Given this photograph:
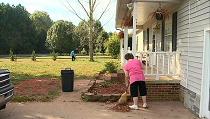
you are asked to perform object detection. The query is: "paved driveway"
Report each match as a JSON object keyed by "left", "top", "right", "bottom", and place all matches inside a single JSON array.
[{"left": 0, "top": 80, "right": 198, "bottom": 119}]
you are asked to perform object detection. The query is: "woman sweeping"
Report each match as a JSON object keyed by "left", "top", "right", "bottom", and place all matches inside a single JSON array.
[{"left": 124, "top": 53, "right": 148, "bottom": 110}]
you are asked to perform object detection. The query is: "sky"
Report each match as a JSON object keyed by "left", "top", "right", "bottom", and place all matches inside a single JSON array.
[{"left": 0, "top": 0, "right": 117, "bottom": 32}]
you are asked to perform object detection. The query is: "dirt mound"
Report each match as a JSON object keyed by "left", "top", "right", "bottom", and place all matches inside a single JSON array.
[{"left": 110, "top": 103, "right": 131, "bottom": 112}]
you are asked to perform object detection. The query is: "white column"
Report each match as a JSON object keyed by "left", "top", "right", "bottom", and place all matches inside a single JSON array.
[
  {"left": 120, "top": 38, "right": 124, "bottom": 66},
  {"left": 132, "top": 2, "right": 137, "bottom": 57},
  {"left": 124, "top": 27, "right": 128, "bottom": 64},
  {"left": 124, "top": 27, "right": 128, "bottom": 53}
]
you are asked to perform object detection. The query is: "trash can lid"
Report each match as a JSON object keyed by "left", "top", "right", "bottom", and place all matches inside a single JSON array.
[{"left": 61, "top": 69, "right": 74, "bottom": 74}]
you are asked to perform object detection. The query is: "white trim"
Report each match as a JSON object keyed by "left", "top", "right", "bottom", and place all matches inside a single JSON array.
[
  {"left": 186, "top": 1, "right": 191, "bottom": 88},
  {"left": 200, "top": 28, "right": 210, "bottom": 118},
  {"left": 120, "top": 39, "right": 124, "bottom": 66},
  {"left": 132, "top": 2, "right": 137, "bottom": 56},
  {"left": 123, "top": 27, "right": 129, "bottom": 65}
]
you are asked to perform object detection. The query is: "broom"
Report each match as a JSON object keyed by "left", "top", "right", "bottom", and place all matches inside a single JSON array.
[
  {"left": 118, "top": 77, "right": 130, "bottom": 104},
  {"left": 118, "top": 91, "right": 128, "bottom": 104}
]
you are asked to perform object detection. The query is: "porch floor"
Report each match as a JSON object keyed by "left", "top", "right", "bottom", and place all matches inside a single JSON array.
[{"left": 145, "top": 75, "right": 180, "bottom": 81}]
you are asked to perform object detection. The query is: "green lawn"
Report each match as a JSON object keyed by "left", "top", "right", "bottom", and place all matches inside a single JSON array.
[{"left": 0, "top": 56, "right": 120, "bottom": 84}]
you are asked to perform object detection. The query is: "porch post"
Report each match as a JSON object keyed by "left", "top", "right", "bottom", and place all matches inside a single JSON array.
[
  {"left": 120, "top": 38, "right": 124, "bottom": 66},
  {"left": 132, "top": 2, "right": 137, "bottom": 57},
  {"left": 124, "top": 27, "right": 128, "bottom": 64}
]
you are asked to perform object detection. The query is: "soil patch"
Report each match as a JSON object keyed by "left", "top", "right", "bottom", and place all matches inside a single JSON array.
[{"left": 13, "top": 78, "right": 60, "bottom": 102}]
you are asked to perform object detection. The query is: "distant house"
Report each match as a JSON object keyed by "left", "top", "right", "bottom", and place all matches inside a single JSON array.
[{"left": 116, "top": 0, "right": 210, "bottom": 118}]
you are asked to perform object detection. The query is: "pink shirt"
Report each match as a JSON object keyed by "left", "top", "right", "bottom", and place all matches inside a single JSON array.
[{"left": 124, "top": 59, "right": 145, "bottom": 84}]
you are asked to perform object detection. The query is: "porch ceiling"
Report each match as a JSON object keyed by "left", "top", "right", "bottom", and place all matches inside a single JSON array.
[
  {"left": 136, "top": 2, "right": 171, "bottom": 25},
  {"left": 115, "top": 0, "right": 132, "bottom": 29},
  {"left": 115, "top": 0, "right": 181, "bottom": 29}
]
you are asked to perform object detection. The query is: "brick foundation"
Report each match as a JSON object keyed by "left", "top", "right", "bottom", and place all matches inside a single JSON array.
[
  {"left": 82, "top": 79, "right": 181, "bottom": 102},
  {"left": 146, "top": 80, "right": 180, "bottom": 101}
]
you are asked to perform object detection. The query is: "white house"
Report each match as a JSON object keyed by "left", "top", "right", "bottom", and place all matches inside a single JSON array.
[{"left": 116, "top": 0, "right": 210, "bottom": 118}]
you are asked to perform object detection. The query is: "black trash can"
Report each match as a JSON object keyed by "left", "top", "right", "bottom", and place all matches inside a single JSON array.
[{"left": 61, "top": 69, "right": 74, "bottom": 92}]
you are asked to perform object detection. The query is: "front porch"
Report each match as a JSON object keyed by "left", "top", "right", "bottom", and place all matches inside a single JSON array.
[
  {"left": 116, "top": 0, "right": 208, "bottom": 117},
  {"left": 117, "top": 0, "right": 181, "bottom": 81}
]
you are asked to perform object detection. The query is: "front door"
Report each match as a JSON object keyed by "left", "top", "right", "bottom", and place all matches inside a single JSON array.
[{"left": 200, "top": 29, "right": 210, "bottom": 118}]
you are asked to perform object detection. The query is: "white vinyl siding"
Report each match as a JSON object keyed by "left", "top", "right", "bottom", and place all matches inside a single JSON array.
[{"left": 177, "top": 0, "right": 210, "bottom": 95}]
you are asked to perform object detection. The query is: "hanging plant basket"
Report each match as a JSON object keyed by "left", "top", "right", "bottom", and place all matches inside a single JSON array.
[
  {"left": 155, "top": 11, "right": 164, "bottom": 20},
  {"left": 124, "top": 17, "right": 133, "bottom": 27},
  {"left": 118, "top": 31, "right": 124, "bottom": 39},
  {"left": 148, "top": 3, "right": 170, "bottom": 21}
]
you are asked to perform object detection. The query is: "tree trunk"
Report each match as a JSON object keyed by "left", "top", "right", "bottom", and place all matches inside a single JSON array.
[
  {"left": 89, "top": 0, "right": 94, "bottom": 62},
  {"left": 89, "top": 25, "right": 94, "bottom": 61}
]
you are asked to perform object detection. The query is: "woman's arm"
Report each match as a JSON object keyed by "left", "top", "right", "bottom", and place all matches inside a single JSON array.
[
  {"left": 139, "top": 60, "right": 145, "bottom": 70},
  {"left": 124, "top": 70, "right": 130, "bottom": 92}
]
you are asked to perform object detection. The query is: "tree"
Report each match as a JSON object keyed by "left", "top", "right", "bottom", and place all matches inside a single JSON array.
[
  {"left": 95, "top": 30, "right": 109, "bottom": 53},
  {"left": 46, "top": 20, "right": 79, "bottom": 53},
  {"left": 0, "top": 3, "right": 36, "bottom": 54},
  {"left": 106, "top": 33, "right": 120, "bottom": 59},
  {"left": 75, "top": 20, "right": 105, "bottom": 53},
  {"left": 75, "top": 21, "right": 89, "bottom": 53},
  {"left": 30, "top": 11, "right": 53, "bottom": 53},
  {"left": 64, "top": 0, "right": 111, "bottom": 61}
]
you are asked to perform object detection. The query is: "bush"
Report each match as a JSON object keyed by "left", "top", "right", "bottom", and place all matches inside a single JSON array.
[
  {"left": 102, "top": 61, "right": 119, "bottom": 73},
  {"left": 51, "top": 51, "right": 58, "bottom": 61},
  {"left": 31, "top": 50, "right": 36, "bottom": 61},
  {"left": 9, "top": 49, "right": 16, "bottom": 61},
  {"left": 81, "top": 48, "right": 87, "bottom": 55},
  {"left": 106, "top": 34, "right": 120, "bottom": 59}
]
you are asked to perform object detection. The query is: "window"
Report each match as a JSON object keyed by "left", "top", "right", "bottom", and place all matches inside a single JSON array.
[
  {"left": 152, "top": 35, "right": 155, "bottom": 52},
  {"left": 137, "top": 36, "right": 139, "bottom": 51},
  {"left": 172, "top": 12, "right": 177, "bottom": 51},
  {"left": 128, "top": 37, "right": 132, "bottom": 50},
  {"left": 161, "top": 20, "right": 165, "bottom": 51},
  {"left": 147, "top": 28, "right": 149, "bottom": 50},
  {"left": 143, "top": 31, "right": 146, "bottom": 51}
]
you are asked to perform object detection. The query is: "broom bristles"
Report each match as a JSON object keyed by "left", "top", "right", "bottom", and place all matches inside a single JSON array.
[{"left": 118, "top": 92, "right": 128, "bottom": 104}]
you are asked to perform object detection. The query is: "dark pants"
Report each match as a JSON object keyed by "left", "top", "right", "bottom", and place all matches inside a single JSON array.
[
  {"left": 72, "top": 56, "right": 76, "bottom": 61},
  {"left": 130, "top": 81, "right": 147, "bottom": 97}
]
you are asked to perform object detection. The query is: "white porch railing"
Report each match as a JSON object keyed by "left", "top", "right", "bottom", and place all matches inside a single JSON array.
[{"left": 136, "top": 52, "right": 180, "bottom": 80}]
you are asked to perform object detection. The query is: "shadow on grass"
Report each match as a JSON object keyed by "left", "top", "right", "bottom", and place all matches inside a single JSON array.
[
  {"left": 11, "top": 72, "right": 59, "bottom": 85},
  {"left": 11, "top": 72, "right": 96, "bottom": 85},
  {"left": 12, "top": 89, "right": 61, "bottom": 102}
]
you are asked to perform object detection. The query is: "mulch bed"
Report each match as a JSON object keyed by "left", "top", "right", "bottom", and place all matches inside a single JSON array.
[
  {"left": 88, "top": 79, "right": 127, "bottom": 95},
  {"left": 89, "top": 83, "right": 126, "bottom": 94},
  {"left": 13, "top": 78, "right": 60, "bottom": 102}
]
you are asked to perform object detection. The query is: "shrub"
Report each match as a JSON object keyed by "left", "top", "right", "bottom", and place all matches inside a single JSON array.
[
  {"left": 102, "top": 61, "right": 119, "bottom": 73},
  {"left": 106, "top": 34, "right": 120, "bottom": 59},
  {"left": 9, "top": 49, "right": 16, "bottom": 61},
  {"left": 51, "top": 50, "right": 58, "bottom": 61},
  {"left": 81, "top": 48, "right": 87, "bottom": 55},
  {"left": 31, "top": 50, "right": 36, "bottom": 61}
]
